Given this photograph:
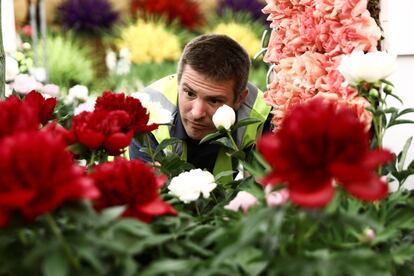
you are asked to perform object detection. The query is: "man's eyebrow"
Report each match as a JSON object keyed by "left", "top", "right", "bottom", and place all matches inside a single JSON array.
[
  {"left": 182, "top": 83, "right": 197, "bottom": 93},
  {"left": 205, "top": 95, "right": 226, "bottom": 102}
]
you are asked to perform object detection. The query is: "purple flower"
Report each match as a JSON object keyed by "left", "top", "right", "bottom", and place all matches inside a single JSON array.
[
  {"left": 216, "top": 0, "right": 266, "bottom": 22},
  {"left": 58, "top": 0, "right": 119, "bottom": 36}
]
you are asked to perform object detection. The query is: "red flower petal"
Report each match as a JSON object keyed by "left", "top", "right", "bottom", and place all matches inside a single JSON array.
[
  {"left": 363, "top": 149, "right": 394, "bottom": 169},
  {"left": 0, "top": 213, "right": 9, "bottom": 228},
  {"left": 257, "top": 133, "right": 281, "bottom": 167},
  {"left": 258, "top": 173, "right": 284, "bottom": 187},
  {"left": 289, "top": 179, "right": 335, "bottom": 208},
  {"left": 105, "top": 130, "right": 134, "bottom": 156},
  {"left": 78, "top": 130, "right": 105, "bottom": 149},
  {"left": 342, "top": 176, "right": 389, "bottom": 201},
  {"left": 136, "top": 198, "right": 177, "bottom": 222},
  {"left": 156, "top": 174, "right": 168, "bottom": 189},
  {"left": 40, "top": 97, "right": 57, "bottom": 124},
  {"left": 0, "top": 190, "right": 35, "bottom": 208}
]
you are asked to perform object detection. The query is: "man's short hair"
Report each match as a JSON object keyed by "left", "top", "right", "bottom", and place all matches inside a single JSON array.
[{"left": 177, "top": 34, "right": 251, "bottom": 100}]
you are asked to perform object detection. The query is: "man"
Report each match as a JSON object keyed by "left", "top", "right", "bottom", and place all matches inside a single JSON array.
[{"left": 129, "top": 34, "right": 271, "bottom": 181}]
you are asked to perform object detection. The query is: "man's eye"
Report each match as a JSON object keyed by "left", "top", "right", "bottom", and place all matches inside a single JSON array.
[{"left": 184, "top": 90, "right": 195, "bottom": 97}]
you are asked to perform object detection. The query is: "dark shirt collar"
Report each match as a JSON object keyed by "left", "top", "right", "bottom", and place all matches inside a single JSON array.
[{"left": 171, "top": 109, "right": 189, "bottom": 141}]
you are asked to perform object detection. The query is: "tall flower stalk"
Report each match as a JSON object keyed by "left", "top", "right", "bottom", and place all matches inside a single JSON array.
[{"left": 338, "top": 51, "right": 399, "bottom": 149}]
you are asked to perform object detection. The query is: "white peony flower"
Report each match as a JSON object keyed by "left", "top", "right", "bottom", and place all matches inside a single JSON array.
[
  {"left": 41, "top": 84, "right": 60, "bottom": 97},
  {"left": 65, "top": 85, "right": 89, "bottom": 105},
  {"left": 119, "top": 47, "right": 131, "bottom": 60},
  {"left": 5, "top": 84, "right": 12, "bottom": 97},
  {"left": 74, "top": 97, "right": 96, "bottom": 115},
  {"left": 131, "top": 92, "right": 173, "bottom": 124},
  {"left": 212, "top": 104, "right": 236, "bottom": 130},
  {"left": 338, "top": 51, "right": 397, "bottom": 85},
  {"left": 30, "top": 67, "right": 47, "bottom": 82},
  {"left": 224, "top": 191, "right": 258, "bottom": 213},
  {"left": 105, "top": 50, "right": 117, "bottom": 71},
  {"left": 5, "top": 56, "right": 19, "bottom": 82},
  {"left": 11, "top": 74, "right": 43, "bottom": 94},
  {"left": 168, "top": 169, "right": 217, "bottom": 203}
]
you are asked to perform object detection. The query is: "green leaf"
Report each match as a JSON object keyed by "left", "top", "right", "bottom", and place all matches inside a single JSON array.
[
  {"left": 140, "top": 259, "right": 196, "bottom": 276},
  {"left": 387, "top": 92, "right": 403, "bottom": 104},
  {"left": 153, "top": 137, "right": 182, "bottom": 158},
  {"left": 211, "top": 137, "right": 235, "bottom": 151},
  {"left": 397, "top": 108, "right": 414, "bottom": 117},
  {"left": 199, "top": 131, "right": 223, "bottom": 144},
  {"left": 233, "top": 117, "right": 262, "bottom": 130},
  {"left": 110, "top": 218, "right": 153, "bottom": 237},
  {"left": 67, "top": 143, "right": 87, "bottom": 155},
  {"left": 380, "top": 79, "right": 394, "bottom": 86},
  {"left": 76, "top": 245, "right": 106, "bottom": 274},
  {"left": 98, "top": 205, "right": 126, "bottom": 225},
  {"left": 231, "top": 150, "right": 246, "bottom": 160},
  {"left": 41, "top": 251, "right": 69, "bottom": 276},
  {"left": 182, "top": 240, "right": 212, "bottom": 257},
  {"left": 253, "top": 47, "right": 268, "bottom": 60},
  {"left": 398, "top": 137, "right": 413, "bottom": 171},
  {"left": 391, "top": 244, "right": 414, "bottom": 265},
  {"left": 159, "top": 154, "right": 194, "bottom": 177},
  {"left": 388, "top": 119, "right": 414, "bottom": 128},
  {"left": 215, "top": 170, "right": 235, "bottom": 184},
  {"left": 233, "top": 247, "right": 267, "bottom": 276},
  {"left": 383, "top": 107, "right": 398, "bottom": 114}
]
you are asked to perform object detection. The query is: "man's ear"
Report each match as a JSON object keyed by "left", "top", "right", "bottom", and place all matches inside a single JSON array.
[{"left": 234, "top": 89, "right": 248, "bottom": 110}]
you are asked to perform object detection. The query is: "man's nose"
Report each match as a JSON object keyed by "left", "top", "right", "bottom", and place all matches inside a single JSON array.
[{"left": 191, "top": 99, "right": 207, "bottom": 120}]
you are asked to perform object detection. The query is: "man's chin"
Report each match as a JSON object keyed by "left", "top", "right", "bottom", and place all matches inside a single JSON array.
[
  {"left": 186, "top": 128, "right": 215, "bottom": 141},
  {"left": 187, "top": 132, "right": 209, "bottom": 141}
]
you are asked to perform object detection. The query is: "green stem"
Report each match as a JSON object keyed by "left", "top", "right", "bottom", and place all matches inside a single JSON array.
[
  {"left": 195, "top": 202, "right": 201, "bottom": 217},
  {"left": 87, "top": 150, "right": 96, "bottom": 168},
  {"left": 211, "top": 192, "right": 218, "bottom": 205},
  {"left": 44, "top": 214, "right": 80, "bottom": 269},
  {"left": 226, "top": 131, "right": 239, "bottom": 152},
  {"left": 145, "top": 134, "right": 156, "bottom": 163}
]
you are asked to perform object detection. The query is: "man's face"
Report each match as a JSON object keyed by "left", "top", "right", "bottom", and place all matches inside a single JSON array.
[{"left": 178, "top": 65, "right": 247, "bottom": 140}]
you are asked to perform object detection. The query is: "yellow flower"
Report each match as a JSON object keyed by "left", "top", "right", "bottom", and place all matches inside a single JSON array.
[
  {"left": 117, "top": 20, "right": 181, "bottom": 64},
  {"left": 210, "top": 22, "right": 261, "bottom": 58}
]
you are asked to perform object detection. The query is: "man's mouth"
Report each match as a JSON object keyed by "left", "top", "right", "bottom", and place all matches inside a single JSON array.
[{"left": 187, "top": 120, "right": 208, "bottom": 129}]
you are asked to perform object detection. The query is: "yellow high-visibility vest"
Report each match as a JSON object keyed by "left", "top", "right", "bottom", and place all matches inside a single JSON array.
[{"left": 137, "top": 75, "right": 271, "bottom": 184}]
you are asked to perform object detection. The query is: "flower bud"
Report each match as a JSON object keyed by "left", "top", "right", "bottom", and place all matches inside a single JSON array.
[
  {"left": 384, "top": 84, "right": 393, "bottom": 94},
  {"left": 212, "top": 104, "right": 236, "bottom": 130},
  {"left": 364, "top": 228, "right": 375, "bottom": 242},
  {"left": 369, "top": 88, "right": 379, "bottom": 99},
  {"left": 224, "top": 191, "right": 258, "bottom": 213}
]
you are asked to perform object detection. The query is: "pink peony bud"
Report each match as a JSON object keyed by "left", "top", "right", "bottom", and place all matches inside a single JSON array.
[
  {"left": 364, "top": 228, "right": 375, "bottom": 242},
  {"left": 224, "top": 191, "right": 258, "bottom": 213},
  {"left": 265, "top": 186, "right": 289, "bottom": 207}
]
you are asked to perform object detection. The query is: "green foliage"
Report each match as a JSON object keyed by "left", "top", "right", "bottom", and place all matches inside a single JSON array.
[
  {"left": 101, "top": 62, "right": 178, "bottom": 93},
  {"left": 3, "top": 158, "right": 414, "bottom": 275},
  {"left": 39, "top": 35, "right": 95, "bottom": 90}
]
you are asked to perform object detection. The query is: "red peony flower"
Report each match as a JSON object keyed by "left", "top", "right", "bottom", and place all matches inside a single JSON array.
[
  {"left": 42, "top": 121, "right": 76, "bottom": 146},
  {"left": 0, "top": 95, "right": 39, "bottom": 140},
  {"left": 130, "top": 0, "right": 203, "bottom": 29},
  {"left": 91, "top": 158, "right": 176, "bottom": 223},
  {"left": 95, "top": 91, "right": 158, "bottom": 134},
  {"left": 23, "top": 90, "right": 57, "bottom": 125},
  {"left": 22, "top": 25, "right": 33, "bottom": 37},
  {"left": 0, "top": 131, "right": 99, "bottom": 227},
  {"left": 257, "top": 98, "right": 393, "bottom": 208},
  {"left": 70, "top": 110, "right": 134, "bottom": 155}
]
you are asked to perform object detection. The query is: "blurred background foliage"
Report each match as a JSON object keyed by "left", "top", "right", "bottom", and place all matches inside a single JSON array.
[{"left": 13, "top": 0, "right": 269, "bottom": 95}]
